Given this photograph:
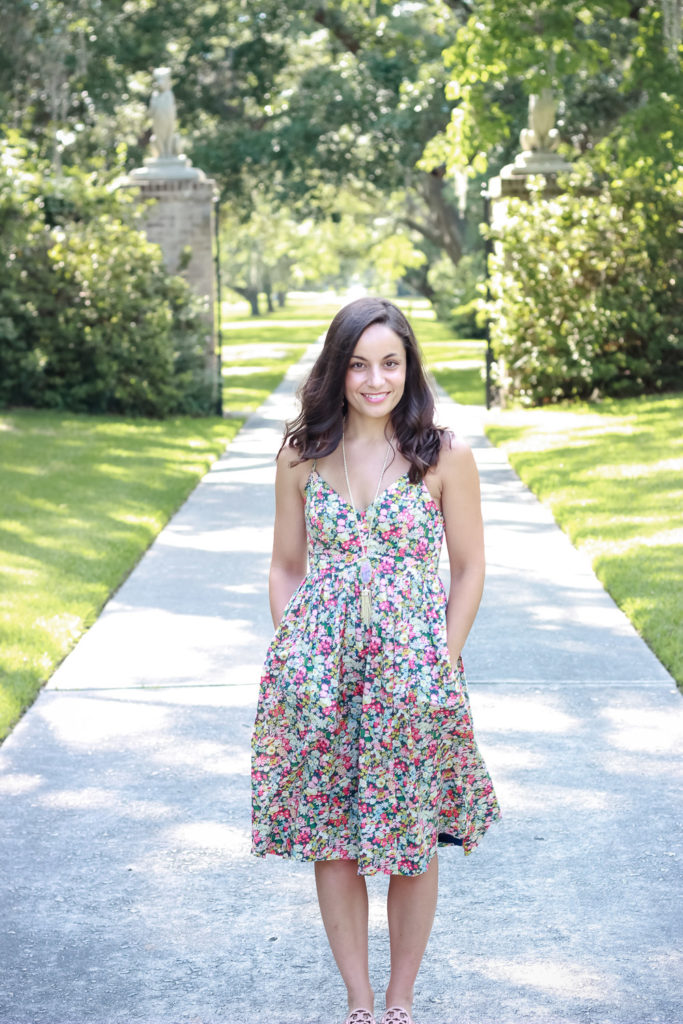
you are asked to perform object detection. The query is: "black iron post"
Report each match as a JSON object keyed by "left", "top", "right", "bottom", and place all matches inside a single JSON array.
[
  {"left": 214, "top": 194, "right": 224, "bottom": 416},
  {"left": 482, "top": 189, "right": 494, "bottom": 411}
]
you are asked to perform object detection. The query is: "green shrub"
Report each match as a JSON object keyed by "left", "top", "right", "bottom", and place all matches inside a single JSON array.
[
  {"left": 0, "top": 138, "right": 216, "bottom": 417},
  {"left": 448, "top": 297, "right": 486, "bottom": 339},
  {"left": 429, "top": 251, "right": 486, "bottom": 336},
  {"left": 487, "top": 172, "right": 683, "bottom": 405}
]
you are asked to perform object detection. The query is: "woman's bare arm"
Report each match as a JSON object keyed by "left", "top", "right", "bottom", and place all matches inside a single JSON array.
[
  {"left": 269, "top": 447, "right": 309, "bottom": 628},
  {"left": 439, "top": 437, "right": 486, "bottom": 665}
]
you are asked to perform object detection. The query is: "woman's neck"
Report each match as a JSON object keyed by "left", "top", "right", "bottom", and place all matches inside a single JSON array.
[{"left": 343, "top": 411, "right": 393, "bottom": 444}]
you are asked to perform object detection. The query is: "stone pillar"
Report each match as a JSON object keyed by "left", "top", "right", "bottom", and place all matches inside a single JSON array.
[
  {"left": 118, "top": 69, "right": 220, "bottom": 410},
  {"left": 124, "top": 176, "right": 217, "bottom": 299},
  {"left": 488, "top": 89, "right": 572, "bottom": 233},
  {"left": 484, "top": 89, "right": 573, "bottom": 407}
]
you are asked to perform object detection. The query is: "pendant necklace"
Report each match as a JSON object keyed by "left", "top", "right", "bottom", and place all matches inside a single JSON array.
[{"left": 342, "top": 429, "right": 395, "bottom": 627}]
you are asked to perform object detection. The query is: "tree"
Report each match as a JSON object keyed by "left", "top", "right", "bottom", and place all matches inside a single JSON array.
[
  {"left": 438, "top": 0, "right": 682, "bottom": 180},
  {"left": 1, "top": 1, "right": 476, "bottom": 303},
  {"left": 219, "top": 183, "right": 427, "bottom": 313},
  {"left": 468, "top": 2, "right": 683, "bottom": 403}
]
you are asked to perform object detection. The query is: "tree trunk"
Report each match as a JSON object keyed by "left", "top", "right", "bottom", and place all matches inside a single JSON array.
[
  {"left": 400, "top": 169, "right": 465, "bottom": 270},
  {"left": 401, "top": 265, "right": 435, "bottom": 302},
  {"left": 228, "top": 284, "right": 260, "bottom": 316}
]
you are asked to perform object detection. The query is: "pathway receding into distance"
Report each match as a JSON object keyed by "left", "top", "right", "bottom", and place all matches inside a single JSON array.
[{"left": 1, "top": 338, "right": 681, "bottom": 1024}]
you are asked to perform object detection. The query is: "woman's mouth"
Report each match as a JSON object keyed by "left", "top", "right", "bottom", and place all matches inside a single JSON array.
[{"left": 362, "top": 392, "right": 389, "bottom": 404}]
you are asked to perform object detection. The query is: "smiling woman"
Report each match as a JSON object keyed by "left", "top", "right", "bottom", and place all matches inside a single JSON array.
[
  {"left": 344, "top": 323, "right": 406, "bottom": 424},
  {"left": 250, "top": 297, "right": 500, "bottom": 1024}
]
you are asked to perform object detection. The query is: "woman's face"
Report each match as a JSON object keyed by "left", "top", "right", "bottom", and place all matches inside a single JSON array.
[{"left": 344, "top": 322, "right": 407, "bottom": 421}]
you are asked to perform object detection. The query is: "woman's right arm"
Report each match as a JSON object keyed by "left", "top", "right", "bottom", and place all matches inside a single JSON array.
[{"left": 269, "top": 447, "right": 309, "bottom": 628}]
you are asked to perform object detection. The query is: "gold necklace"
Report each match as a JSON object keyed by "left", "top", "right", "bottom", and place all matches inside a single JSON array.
[{"left": 342, "top": 430, "right": 394, "bottom": 627}]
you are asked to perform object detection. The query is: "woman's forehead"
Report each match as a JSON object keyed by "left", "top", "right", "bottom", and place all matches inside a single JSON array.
[{"left": 351, "top": 322, "right": 404, "bottom": 357}]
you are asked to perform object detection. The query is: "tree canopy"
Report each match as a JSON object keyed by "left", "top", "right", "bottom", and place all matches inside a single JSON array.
[
  {"left": 2, "top": 0, "right": 681, "bottom": 308},
  {"left": 437, "top": 0, "right": 682, "bottom": 182}
]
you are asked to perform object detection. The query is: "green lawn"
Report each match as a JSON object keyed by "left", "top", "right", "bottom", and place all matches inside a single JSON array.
[
  {"left": 0, "top": 412, "right": 239, "bottom": 738},
  {"left": 0, "top": 303, "right": 322, "bottom": 741},
  {"left": 483, "top": 395, "right": 683, "bottom": 687},
  {"left": 222, "top": 319, "right": 315, "bottom": 416},
  {"left": 394, "top": 300, "right": 488, "bottom": 407},
  {"left": 419, "top": 314, "right": 682, "bottom": 687},
  {"left": 5, "top": 289, "right": 677, "bottom": 745}
]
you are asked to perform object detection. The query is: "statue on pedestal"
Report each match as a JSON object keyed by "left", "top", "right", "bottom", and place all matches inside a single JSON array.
[
  {"left": 127, "top": 67, "right": 204, "bottom": 181},
  {"left": 500, "top": 87, "right": 571, "bottom": 180},
  {"left": 520, "top": 89, "right": 560, "bottom": 155},
  {"left": 149, "top": 67, "right": 181, "bottom": 158}
]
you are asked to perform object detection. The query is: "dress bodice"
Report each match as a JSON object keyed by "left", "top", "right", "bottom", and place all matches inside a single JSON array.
[{"left": 305, "top": 470, "right": 444, "bottom": 581}]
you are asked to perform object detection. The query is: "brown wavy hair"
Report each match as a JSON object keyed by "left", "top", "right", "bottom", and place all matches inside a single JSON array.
[{"left": 281, "top": 297, "right": 444, "bottom": 482}]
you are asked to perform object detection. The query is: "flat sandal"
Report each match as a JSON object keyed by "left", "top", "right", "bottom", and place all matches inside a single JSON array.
[
  {"left": 380, "top": 1008, "right": 414, "bottom": 1024},
  {"left": 343, "top": 1010, "right": 376, "bottom": 1024}
]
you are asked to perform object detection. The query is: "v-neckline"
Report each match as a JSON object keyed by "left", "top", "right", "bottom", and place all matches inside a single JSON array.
[{"left": 311, "top": 468, "right": 410, "bottom": 515}]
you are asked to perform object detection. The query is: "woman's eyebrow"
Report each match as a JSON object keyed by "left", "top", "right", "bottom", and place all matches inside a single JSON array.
[{"left": 349, "top": 352, "right": 400, "bottom": 361}]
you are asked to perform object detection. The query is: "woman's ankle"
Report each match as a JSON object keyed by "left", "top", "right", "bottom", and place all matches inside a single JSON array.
[
  {"left": 384, "top": 985, "right": 413, "bottom": 1013},
  {"left": 347, "top": 985, "right": 374, "bottom": 1012}
]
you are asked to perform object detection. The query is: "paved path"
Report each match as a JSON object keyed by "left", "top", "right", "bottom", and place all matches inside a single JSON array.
[{"left": 1, "top": 340, "right": 681, "bottom": 1024}]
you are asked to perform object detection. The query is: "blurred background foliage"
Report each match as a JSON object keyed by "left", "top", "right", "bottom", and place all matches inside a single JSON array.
[{"left": 0, "top": 0, "right": 681, "bottom": 409}]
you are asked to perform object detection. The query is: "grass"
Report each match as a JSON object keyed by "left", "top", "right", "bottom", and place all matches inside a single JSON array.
[
  {"left": 7, "top": 287, "right": 676, "bottom": 743},
  {"left": 221, "top": 321, "right": 313, "bottom": 416},
  {"left": 396, "top": 303, "right": 487, "bottom": 407},
  {"left": 0, "top": 412, "right": 239, "bottom": 738},
  {"left": 483, "top": 394, "right": 683, "bottom": 686},
  {"left": 416, "top": 306, "right": 682, "bottom": 687},
  {"left": 0, "top": 300, "right": 323, "bottom": 741},
  {"left": 222, "top": 293, "right": 489, "bottom": 407}
]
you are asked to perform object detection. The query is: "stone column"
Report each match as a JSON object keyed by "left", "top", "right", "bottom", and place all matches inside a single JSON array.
[
  {"left": 125, "top": 176, "right": 217, "bottom": 301},
  {"left": 487, "top": 89, "right": 572, "bottom": 232},
  {"left": 484, "top": 89, "right": 573, "bottom": 407},
  {"left": 118, "top": 69, "right": 220, "bottom": 410}
]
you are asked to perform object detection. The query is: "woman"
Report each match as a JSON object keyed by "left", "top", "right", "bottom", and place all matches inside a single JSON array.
[{"left": 252, "top": 298, "right": 500, "bottom": 1024}]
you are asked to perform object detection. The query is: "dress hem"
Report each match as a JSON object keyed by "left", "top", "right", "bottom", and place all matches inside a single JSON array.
[{"left": 250, "top": 813, "right": 500, "bottom": 876}]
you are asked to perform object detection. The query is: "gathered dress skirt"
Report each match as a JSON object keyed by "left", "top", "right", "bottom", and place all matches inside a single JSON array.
[{"left": 251, "top": 469, "right": 500, "bottom": 876}]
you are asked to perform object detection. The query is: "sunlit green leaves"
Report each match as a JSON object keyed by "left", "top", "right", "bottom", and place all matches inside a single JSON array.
[
  {"left": 440, "top": 0, "right": 666, "bottom": 175},
  {"left": 486, "top": 174, "right": 682, "bottom": 405}
]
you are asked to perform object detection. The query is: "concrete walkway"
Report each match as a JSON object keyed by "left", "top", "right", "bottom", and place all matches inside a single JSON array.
[{"left": 1, "top": 339, "right": 681, "bottom": 1024}]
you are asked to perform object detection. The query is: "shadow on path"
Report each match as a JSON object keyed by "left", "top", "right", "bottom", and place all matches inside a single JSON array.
[{"left": 0, "top": 344, "right": 681, "bottom": 1024}]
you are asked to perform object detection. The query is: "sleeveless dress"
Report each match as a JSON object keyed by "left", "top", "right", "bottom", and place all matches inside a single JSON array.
[{"left": 251, "top": 467, "right": 500, "bottom": 876}]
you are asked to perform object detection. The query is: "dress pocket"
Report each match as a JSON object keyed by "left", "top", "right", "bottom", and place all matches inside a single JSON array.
[{"left": 389, "top": 599, "right": 467, "bottom": 712}]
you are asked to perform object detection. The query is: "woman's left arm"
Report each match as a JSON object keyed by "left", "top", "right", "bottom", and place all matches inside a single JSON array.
[{"left": 439, "top": 436, "right": 486, "bottom": 666}]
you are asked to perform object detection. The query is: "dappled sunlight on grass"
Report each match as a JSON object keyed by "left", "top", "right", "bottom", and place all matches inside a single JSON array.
[
  {"left": 0, "top": 303, "right": 325, "bottom": 740},
  {"left": 420, "top": 328, "right": 487, "bottom": 407},
  {"left": 0, "top": 411, "right": 238, "bottom": 740},
  {"left": 221, "top": 318, "right": 317, "bottom": 416},
  {"left": 484, "top": 393, "right": 683, "bottom": 686}
]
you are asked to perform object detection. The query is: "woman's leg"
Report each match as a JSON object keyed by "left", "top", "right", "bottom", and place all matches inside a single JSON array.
[
  {"left": 384, "top": 854, "right": 439, "bottom": 1015},
  {"left": 315, "top": 859, "right": 374, "bottom": 1013}
]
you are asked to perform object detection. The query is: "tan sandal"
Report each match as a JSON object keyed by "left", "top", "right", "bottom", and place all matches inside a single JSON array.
[
  {"left": 380, "top": 1008, "right": 414, "bottom": 1024},
  {"left": 343, "top": 1010, "right": 376, "bottom": 1024}
]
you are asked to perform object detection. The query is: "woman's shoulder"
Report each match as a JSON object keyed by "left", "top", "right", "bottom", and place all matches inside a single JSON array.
[
  {"left": 422, "top": 430, "right": 475, "bottom": 503},
  {"left": 437, "top": 429, "right": 474, "bottom": 465},
  {"left": 275, "top": 443, "right": 315, "bottom": 493},
  {"left": 435, "top": 431, "right": 480, "bottom": 510}
]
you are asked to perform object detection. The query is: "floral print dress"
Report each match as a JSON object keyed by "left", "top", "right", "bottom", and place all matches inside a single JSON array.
[{"left": 251, "top": 468, "right": 500, "bottom": 876}]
